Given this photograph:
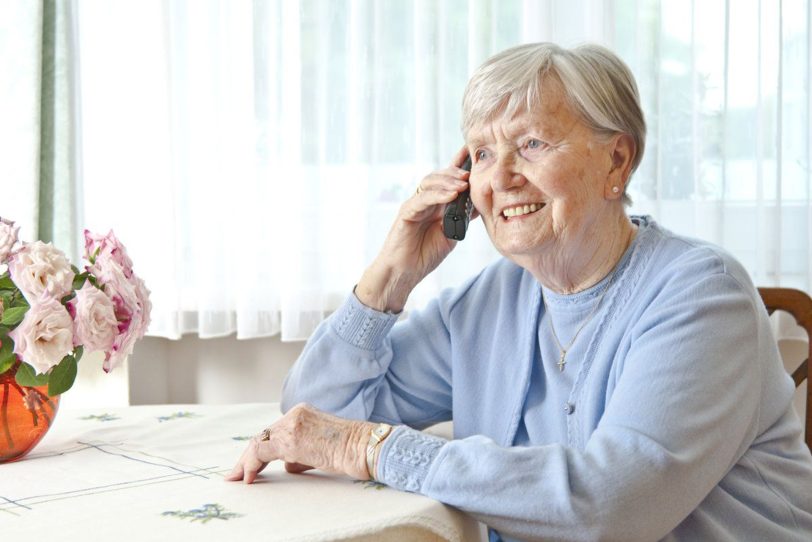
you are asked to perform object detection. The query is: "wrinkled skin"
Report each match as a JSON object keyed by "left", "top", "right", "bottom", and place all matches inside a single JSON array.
[{"left": 226, "top": 403, "right": 376, "bottom": 484}]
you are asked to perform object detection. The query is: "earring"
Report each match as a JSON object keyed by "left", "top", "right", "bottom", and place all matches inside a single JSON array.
[{"left": 612, "top": 186, "right": 620, "bottom": 194}]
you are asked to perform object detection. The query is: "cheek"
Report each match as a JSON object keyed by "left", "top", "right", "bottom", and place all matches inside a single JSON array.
[
  {"left": 468, "top": 174, "right": 490, "bottom": 210},
  {"left": 526, "top": 159, "right": 577, "bottom": 194},
  {"left": 534, "top": 156, "right": 597, "bottom": 198}
]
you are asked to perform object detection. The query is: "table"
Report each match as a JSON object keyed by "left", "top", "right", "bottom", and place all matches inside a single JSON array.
[{"left": 1, "top": 403, "right": 485, "bottom": 541}]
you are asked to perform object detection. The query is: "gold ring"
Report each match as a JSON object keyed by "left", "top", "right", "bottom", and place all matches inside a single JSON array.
[{"left": 259, "top": 427, "right": 271, "bottom": 441}]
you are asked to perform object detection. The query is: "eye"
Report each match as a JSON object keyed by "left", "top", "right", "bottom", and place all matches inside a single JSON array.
[
  {"left": 475, "top": 149, "right": 488, "bottom": 161},
  {"left": 520, "top": 138, "right": 548, "bottom": 161}
]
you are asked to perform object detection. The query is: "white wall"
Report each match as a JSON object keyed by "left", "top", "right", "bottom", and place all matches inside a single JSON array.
[
  {"left": 60, "top": 349, "right": 129, "bottom": 409},
  {"left": 127, "top": 335, "right": 305, "bottom": 405}
]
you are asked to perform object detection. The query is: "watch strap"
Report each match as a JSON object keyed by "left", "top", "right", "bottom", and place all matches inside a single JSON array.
[{"left": 365, "top": 423, "right": 393, "bottom": 481}]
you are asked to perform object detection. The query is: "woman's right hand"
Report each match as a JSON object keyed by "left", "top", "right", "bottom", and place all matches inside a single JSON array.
[{"left": 355, "top": 146, "right": 471, "bottom": 313}]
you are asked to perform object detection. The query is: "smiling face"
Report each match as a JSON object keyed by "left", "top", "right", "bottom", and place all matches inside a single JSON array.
[{"left": 466, "top": 76, "right": 625, "bottom": 277}]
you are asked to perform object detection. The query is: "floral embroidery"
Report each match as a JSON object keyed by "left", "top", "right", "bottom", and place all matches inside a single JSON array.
[
  {"left": 354, "top": 480, "right": 386, "bottom": 490},
  {"left": 162, "top": 503, "right": 241, "bottom": 523},
  {"left": 156, "top": 411, "right": 200, "bottom": 423},
  {"left": 79, "top": 413, "right": 120, "bottom": 422}
]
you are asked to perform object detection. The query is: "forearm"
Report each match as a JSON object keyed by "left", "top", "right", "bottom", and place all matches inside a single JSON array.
[
  {"left": 281, "top": 292, "right": 454, "bottom": 427},
  {"left": 356, "top": 262, "right": 419, "bottom": 314},
  {"left": 376, "top": 427, "right": 720, "bottom": 542},
  {"left": 281, "top": 293, "right": 398, "bottom": 418},
  {"left": 354, "top": 152, "right": 470, "bottom": 313}
]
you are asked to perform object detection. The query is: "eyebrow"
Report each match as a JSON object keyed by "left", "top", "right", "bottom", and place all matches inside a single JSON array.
[{"left": 467, "top": 119, "right": 555, "bottom": 147}]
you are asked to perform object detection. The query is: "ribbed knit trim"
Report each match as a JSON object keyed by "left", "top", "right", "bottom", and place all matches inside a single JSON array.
[
  {"left": 378, "top": 426, "right": 446, "bottom": 493},
  {"left": 331, "top": 292, "right": 400, "bottom": 351}
]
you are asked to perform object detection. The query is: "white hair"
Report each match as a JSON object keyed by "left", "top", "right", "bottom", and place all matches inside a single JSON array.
[{"left": 462, "top": 43, "right": 646, "bottom": 205}]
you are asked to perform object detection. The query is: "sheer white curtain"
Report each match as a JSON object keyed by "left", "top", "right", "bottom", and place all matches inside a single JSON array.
[
  {"left": 622, "top": 0, "right": 812, "bottom": 292},
  {"left": 70, "top": 0, "right": 811, "bottom": 342}
]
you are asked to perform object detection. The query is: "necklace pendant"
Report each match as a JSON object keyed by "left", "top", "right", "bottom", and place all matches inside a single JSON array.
[{"left": 557, "top": 351, "right": 566, "bottom": 372}]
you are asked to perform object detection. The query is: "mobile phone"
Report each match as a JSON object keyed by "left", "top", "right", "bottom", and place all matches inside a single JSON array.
[{"left": 443, "top": 156, "right": 473, "bottom": 240}]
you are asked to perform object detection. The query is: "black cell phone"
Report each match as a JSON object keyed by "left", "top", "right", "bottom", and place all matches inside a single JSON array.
[{"left": 443, "top": 156, "right": 473, "bottom": 240}]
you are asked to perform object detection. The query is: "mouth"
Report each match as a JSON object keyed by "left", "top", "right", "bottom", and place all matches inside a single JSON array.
[{"left": 501, "top": 203, "right": 545, "bottom": 220}]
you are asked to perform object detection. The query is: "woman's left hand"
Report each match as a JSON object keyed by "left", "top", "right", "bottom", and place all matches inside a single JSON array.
[{"left": 225, "top": 403, "right": 375, "bottom": 484}]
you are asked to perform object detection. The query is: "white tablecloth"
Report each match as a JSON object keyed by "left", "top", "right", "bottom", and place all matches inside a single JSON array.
[{"left": 1, "top": 403, "right": 485, "bottom": 541}]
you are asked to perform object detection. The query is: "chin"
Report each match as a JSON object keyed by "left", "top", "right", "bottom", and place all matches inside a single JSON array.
[{"left": 490, "top": 234, "right": 546, "bottom": 261}]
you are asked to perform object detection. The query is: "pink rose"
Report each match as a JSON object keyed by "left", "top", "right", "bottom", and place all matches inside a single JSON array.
[
  {"left": 97, "top": 265, "right": 151, "bottom": 372},
  {"left": 70, "top": 282, "right": 117, "bottom": 352},
  {"left": 81, "top": 230, "right": 150, "bottom": 372},
  {"left": 9, "top": 296, "right": 74, "bottom": 375},
  {"left": 8, "top": 241, "right": 75, "bottom": 303},
  {"left": 131, "top": 274, "right": 152, "bottom": 338},
  {"left": 84, "top": 230, "right": 133, "bottom": 279},
  {"left": 0, "top": 217, "right": 19, "bottom": 263}
]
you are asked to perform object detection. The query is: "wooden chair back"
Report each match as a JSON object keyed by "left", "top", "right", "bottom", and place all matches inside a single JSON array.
[{"left": 758, "top": 287, "right": 812, "bottom": 450}]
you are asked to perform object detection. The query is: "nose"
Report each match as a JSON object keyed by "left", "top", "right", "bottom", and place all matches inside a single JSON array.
[{"left": 490, "top": 152, "right": 526, "bottom": 192}]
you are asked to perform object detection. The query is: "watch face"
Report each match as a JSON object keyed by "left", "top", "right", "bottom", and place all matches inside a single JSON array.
[{"left": 374, "top": 424, "right": 391, "bottom": 439}]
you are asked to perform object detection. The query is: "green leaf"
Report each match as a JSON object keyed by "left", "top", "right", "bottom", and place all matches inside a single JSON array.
[
  {"left": 0, "top": 274, "right": 14, "bottom": 290},
  {"left": 72, "top": 272, "right": 88, "bottom": 291},
  {"left": 0, "top": 338, "right": 15, "bottom": 374},
  {"left": 1, "top": 306, "right": 28, "bottom": 326},
  {"left": 48, "top": 355, "right": 78, "bottom": 396},
  {"left": 0, "top": 357, "right": 14, "bottom": 375},
  {"left": 71, "top": 264, "right": 81, "bottom": 275},
  {"left": 73, "top": 345, "right": 84, "bottom": 363},
  {"left": 15, "top": 362, "right": 49, "bottom": 387}
]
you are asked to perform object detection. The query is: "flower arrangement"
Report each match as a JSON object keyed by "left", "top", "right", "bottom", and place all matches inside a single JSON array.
[{"left": 0, "top": 217, "right": 151, "bottom": 396}]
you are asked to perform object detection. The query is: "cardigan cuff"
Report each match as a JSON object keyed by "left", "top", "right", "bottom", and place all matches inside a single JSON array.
[
  {"left": 331, "top": 290, "right": 399, "bottom": 351},
  {"left": 377, "top": 426, "right": 446, "bottom": 493}
]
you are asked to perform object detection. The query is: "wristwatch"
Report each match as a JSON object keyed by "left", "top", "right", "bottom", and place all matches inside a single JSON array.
[{"left": 365, "top": 423, "right": 393, "bottom": 481}]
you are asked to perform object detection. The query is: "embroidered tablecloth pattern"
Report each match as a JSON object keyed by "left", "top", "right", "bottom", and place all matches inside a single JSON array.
[{"left": 1, "top": 403, "right": 484, "bottom": 541}]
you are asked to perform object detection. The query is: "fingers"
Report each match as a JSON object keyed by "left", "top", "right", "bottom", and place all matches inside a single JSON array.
[
  {"left": 449, "top": 144, "right": 470, "bottom": 168},
  {"left": 413, "top": 169, "right": 469, "bottom": 200},
  {"left": 225, "top": 457, "right": 270, "bottom": 484},
  {"left": 225, "top": 405, "right": 325, "bottom": 484},
  {"left": 225, "top": 437, "right": 272, "bottom": 484},
  {"left": 243, "top": 460, "right": 269, "bottom": 484},
  {"left": 285, "top": 461, "right": 314, "bottom": 474},
  {"left": 415, "top": 147, "right": 471, "bottom": 198},
  {"left": 226, "top": 404, "right": 360, "bottom": 485},
  {"left": 404, "top": 169, "right": 469, "bottom": 226},
  {"left": 224, "top": 463, "right": 244, "bottom": 481}
]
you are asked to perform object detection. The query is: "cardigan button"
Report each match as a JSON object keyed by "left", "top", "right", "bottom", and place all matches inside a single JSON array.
[{"left": 564, "top": 402, "right": 575, "bottom": 415}]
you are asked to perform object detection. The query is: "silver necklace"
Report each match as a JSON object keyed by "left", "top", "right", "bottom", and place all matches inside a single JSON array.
[{"left": 541, "top": 272, "right": 616, "bottom": 372}]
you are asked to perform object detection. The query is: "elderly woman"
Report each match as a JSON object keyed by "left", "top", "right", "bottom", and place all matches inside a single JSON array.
[{"left": 228, "top": 43, "right": 812, "bottom": 541}]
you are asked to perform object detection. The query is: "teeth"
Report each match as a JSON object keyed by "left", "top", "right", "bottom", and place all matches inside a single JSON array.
[{"left": 503, "top": 203, "right": 543, "bottom": 218}]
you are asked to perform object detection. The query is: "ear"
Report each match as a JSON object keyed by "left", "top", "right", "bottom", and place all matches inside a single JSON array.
[{"left": 603, "top": 133, "right": 635, "bottom": 200}]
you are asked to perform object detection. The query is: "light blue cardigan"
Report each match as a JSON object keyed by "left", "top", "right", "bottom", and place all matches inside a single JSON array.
[{"left": 282, "top": 216, "right": 812, "bottom": 541}]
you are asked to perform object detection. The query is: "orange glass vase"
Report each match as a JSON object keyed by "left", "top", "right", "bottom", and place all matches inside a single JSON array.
[{"left": 0, "top": 363, "right": 60, "bottom": 463}]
